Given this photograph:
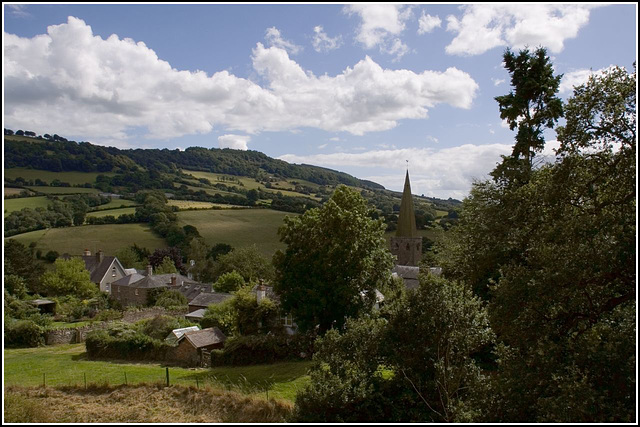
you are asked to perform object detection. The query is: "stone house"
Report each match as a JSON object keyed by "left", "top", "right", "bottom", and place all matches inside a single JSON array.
[
  {"left": 62, "top": 249, "right": 127, "bottom": 294},
  {"left": 187, "top": 292, "right": 233, "bottom": 313},
  {"left": 110, "top": 265, "right": 208, "bottom": 306},
  {"left": 172, "top": 327, "right": 226, "bottom": 367}
]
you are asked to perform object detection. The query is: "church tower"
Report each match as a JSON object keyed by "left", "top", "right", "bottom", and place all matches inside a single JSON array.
[{"left": 390, "top": 171, "right": 422, "bottom": 266}]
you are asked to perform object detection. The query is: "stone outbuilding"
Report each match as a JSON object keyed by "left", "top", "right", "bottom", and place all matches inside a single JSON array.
[{"left": 172, "top": 327, "right": 226, "bottom": 367}]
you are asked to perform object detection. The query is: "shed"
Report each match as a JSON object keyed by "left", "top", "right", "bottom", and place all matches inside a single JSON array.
[
  {"left": 30, "top": 299, "right": 56, "bottom": 314},
  {"left": 174, "top": 327, "right": 226, "bottom": 367},
  {"left": 165, "top": 326, "right": 200, "bottom": 345}
]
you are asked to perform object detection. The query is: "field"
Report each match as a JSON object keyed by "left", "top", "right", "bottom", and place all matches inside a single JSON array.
[
  {"left": 4, "top": 187, "right": 35, "bottom": 197},
  {"left": 176, "top": 209, "right": 294, "bottom": 257},
  {"left": 86, "top": 207, "right": 137, "bottom": 218},
  {"left": 168, "top": 200, "right": 246, "bottom": 210},
  {"left": 5, "top": 223, "right": 167, "bottom": 256},
  {"left": 4, "top": 344, "right": 311, "bottom": 403},
  {"left": 90, "top": 199, "right": 138, "bottom": 211},
  {"left": 5, "top": 168, "right": 113, "bottom": 186},
  {"left": 4, "top": 196, "right": 51, "bottom": 216},
  {"left": 25, "top": 186, "right": 101, "bottom": 195}
]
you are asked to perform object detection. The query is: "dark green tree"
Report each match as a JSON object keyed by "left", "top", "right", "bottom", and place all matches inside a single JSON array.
[
  {"left": 273, "top": 185, "right": 394, "bottom": 334},
  {"left": 493, "top": 47, "right": 563, "bottom": 185}
]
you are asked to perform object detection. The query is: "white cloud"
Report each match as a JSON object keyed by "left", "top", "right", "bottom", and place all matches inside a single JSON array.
[
  {"left": 8, "top": 5, "right": 30, "bottom": 17},
  {"left": 218, "top": 134, "right": 250, "bottom": 150},
  {"left": 279, "top": 144, "right": 513, "bottom": 199},
  {"left": 492, "top": 78, "right": 505, "bottom": 86},
  {"left": 312, "top": 26, "right": 343, "bottom": 53},
  {"left": 418, "top": 11, "right": 442, "bottom": 34},
  {"left": 265, "top": 27, "right": 303, "bottom": 55},
  {"left": 345, "top": 4, "right": 413, "bottom": 60},
  {"left": 4, "top": 17, "right": 478, "bottom": 145},
  {"left": 446, "top": 4, "right": 598, "bottom": 56},
  {"left": 318, "top": 143, "right": 328, "bottom": 149},
  {"left": 559, "top": 66, "right": 613, "bottom": 94}
]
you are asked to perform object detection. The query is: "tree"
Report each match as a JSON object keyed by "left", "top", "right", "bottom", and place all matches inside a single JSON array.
[
  {"left": 213, "top": 245, "right": 274, "bottom": 283},
  {"left": 213, "top": 270, "right": 245, "bottom": 293},
  {"left": 441, "top": 64, "right": 636, "bottom": 422},
  {"left": 154, "top": 256, "right": 178, "bottom": 275},
  {"left": 41, "top": 257, "right": 98, "bottom": 298},
  {"left": 149, "top": 247, "right": 185, "bottom": 274},
  {"left": 273, "top": 185, "right": 395, "bottom": 334},
  {"left": 4, "top": 239, "right": 45, "bottom": 294},
  {"left": 493, "top": 47, "right": 563, "bottom": 184},
  {"left": 293, "top": 275, "right": 493, "bottom": 422}
]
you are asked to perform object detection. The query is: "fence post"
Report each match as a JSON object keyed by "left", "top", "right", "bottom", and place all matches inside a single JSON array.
[
  {"left": 166, "top": 367, "right": 170, "bottom": 387},
  {"left": 196, "top": 377, "right": 199, "bottom": 389},
  {"left": 84, "top": 373, "right": 87, "bottom": 389},
  {"left": 124, "top": 372, "right": 128, "bottom": 385},
  {"left": 43, "top": 373, "right": 46, "bottom": 387}
]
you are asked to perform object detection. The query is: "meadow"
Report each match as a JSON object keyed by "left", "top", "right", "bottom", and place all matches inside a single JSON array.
[
  {"left": 86, "top": 207, "right": 137, "bottom": 218},
  {"left": 4, "top": 196, "right": 51, "bottom": 216},
  {"left": 89, "top": 199, "right": 138, "bottom": 211},
  {"left": 4, "top": 344, "right": 311, "bottom": 403},
  {"left": 25, "top": 186, "right": 101, "bottom": 195},
  {"left": 5, "top": 223, "right": 167, "bottom": 256},
  {"left": 176, "top": 208, "right": 294, "bottom": 257}
]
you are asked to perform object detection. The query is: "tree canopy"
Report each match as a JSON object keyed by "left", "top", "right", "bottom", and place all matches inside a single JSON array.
[{"left": 273, "top": 185, "right": 394, "bottom": 333}]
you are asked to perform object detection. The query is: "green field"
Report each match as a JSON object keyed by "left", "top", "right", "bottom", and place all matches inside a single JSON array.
[
  {"left": 176, "top": 208, "right": 294, "bottom": 257},
  {"left": 86, "top": 207, "right": 137, "bottom": 218},
  {"left": 6, "top": 223, "right": 167, "bottom": 256},
  {"left": 25, "top": 186, "right": 101, "bottom": 195},
  {"left": 3, "top": 344, "right": 311, "bottom": 402},
  {"left": 168, "top": 200, "right": 246, "bottom": 210},
  {"left": 4, "top": 187, "right": 35, "bottom": 197},
  {"left": 4, "top": 196, "right": 52, "bottom": 216},
  {"left": 90, "top": 199, "right": 138, "bottom": 211},
  {"left": 5, "top": 168, "right": 114, "bottom": 186}
]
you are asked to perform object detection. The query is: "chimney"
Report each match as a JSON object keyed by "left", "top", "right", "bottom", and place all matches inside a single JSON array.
[
  {"left": 96, "top": 250, "right": 104, "bottom": 263},
  {"left": 146, "top": 264, "right": 153, "bottom": 276},
  {"left": 171, "top": 275, "right": 177, "bottom": 286},
  {"left": 83, "top": 249, "right": 91, "bottom": 256},
  {"left": 256, "top": 280, "right": 266, "bottom": 304}
]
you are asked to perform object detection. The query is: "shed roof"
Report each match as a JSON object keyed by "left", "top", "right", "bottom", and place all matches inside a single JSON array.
[{"left": 179, "top": 327, "right": 226, "bottom": 349}]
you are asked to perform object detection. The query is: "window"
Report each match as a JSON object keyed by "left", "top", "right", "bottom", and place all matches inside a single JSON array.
[
  {"left": 112, "top": 267, "right": 117, "bottom": 277},
  {"left": 281, "top": 314, "right": 293, "bottom": 327},
  {"left": 134, "top": 289, "right": 139, "bottom": 296}
]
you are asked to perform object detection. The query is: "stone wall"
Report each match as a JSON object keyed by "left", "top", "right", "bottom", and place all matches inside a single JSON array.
[
  {"left": 121, "top": 307, "right": 188, "bottom": 323},
  {"left": 44, "top": 323, "right": 109, "bottom": 345}
]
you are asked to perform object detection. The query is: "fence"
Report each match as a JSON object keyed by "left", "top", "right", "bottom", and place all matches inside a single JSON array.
[{"left": 25, "top": 367, "right": 282, "bottom": 400}]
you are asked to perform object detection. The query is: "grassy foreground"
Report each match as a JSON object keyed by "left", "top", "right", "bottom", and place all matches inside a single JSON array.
[
  {"left": 4, "top": 344, "right": 311, "bottom": 402},
  {"left": 4, "top": 384, "right": 293, "bottom": 423}
]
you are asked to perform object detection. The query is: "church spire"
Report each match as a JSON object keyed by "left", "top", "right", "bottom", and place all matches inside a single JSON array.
[{"left": 396, "top": 170, "right": 417, "bottom": 238}]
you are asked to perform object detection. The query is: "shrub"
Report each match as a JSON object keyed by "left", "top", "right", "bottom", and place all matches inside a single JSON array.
[
  {"left": 154, "top": 290, "right": 187, "bottom": 310},
  {"left": 93, "top": 309, "right": 123, "bottom": 322},
  {"left": 4, "top": 319, "right": 45, "bottom": 348},
  {"left": 85, "top": 329, "right": 173, "bottom": 361},
  {"left": 210, "top": 333, "right": 315, "bottom": 366}
]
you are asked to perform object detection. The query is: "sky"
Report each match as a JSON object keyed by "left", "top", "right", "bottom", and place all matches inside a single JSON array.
[{"left": 3, "top": 3, "right": 637, "bottom": 199}]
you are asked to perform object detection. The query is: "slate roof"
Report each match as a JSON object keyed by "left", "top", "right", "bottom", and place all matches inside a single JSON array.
[
  {"left": 189, "top": 292, "right": 233, "bottom": 308},
  {"left": 165, "top": 326, "right": 200, "bottom": 343},
  {"left": 392, "top": 265, "right": 420, "bottom": 290},
  {"left": 185, "top": 309, "right": 206, "bottom": 320},
  {"left": 179, "top": 327, "right": 226, "bottom": 349},
  {"left": 179, "top": 282, "right": 213, "bottom": 302}
]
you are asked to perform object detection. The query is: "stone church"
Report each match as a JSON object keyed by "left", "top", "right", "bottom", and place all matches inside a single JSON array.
[{"left": 390, "top": 171, "right": 422, "bottom": 289}]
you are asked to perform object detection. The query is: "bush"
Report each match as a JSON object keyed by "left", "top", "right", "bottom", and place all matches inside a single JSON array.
[
  {"left": 210, "top": 333, "right": 315, "bottom": 366},
  {"left": 85, "top": 329, "right": 173, "bottom": 361},
  {"left": 4, "top": 319, "right": 45, "bottom": 348},
  {"left": 154, "top": 290, "right": 187, "bottom": 310},
  {"left": 93, "top": 309, "right": 123, "bottom": 322}
]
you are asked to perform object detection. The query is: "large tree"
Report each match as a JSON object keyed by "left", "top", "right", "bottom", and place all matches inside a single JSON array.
[
  {"left": 41, "top": 257, "right": 98, "bottom": 299},
  {"left": 442, "top": 64, "right": 636, "bottom": 422},
  {"left": 273, "top": 185, "right": 395, "bottom": 334},
  {"left": 493, "top": 47, "right": 563, "bottom": 185}
]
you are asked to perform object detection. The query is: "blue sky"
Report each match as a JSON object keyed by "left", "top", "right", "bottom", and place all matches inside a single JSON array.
[{"left": 3, "top": 3, "right": 637, "bottom": 199}]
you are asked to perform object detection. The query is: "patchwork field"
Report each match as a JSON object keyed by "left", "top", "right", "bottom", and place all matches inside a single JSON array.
[
  {"left": 25, "top": 186, "right": 101, "bottom": 195},
  {"left": 86, "top": 207, "right": 137, "bottom": 218},
  {"left": 90, "top": 199, "right": 138, "bottom": 211},
  {"left": 168, "top": 200, "right": 247, "bottom": 210},
  {"left": 4, "top": 187, "right": 35, "bottom": 197},
  {"left": 176, "top": 208, "right": 295, "bottom": 257},
  {"left": 4, "top": 196, "right": 52, "bottom": 216},
  {"left": 5, "top": 223, "right": 167, "bottom": 256}
]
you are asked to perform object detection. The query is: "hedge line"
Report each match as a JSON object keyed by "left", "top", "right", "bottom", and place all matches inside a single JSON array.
[{"left": 211, "top": 333, "right": 315, "bottom": 366}]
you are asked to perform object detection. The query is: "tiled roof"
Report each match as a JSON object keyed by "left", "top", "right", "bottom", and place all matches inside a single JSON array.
[
  {"left": 178, "top": 282, "right": 213, "bottom": 302},
  {"left": 165, "top": 326, "right": 200, "bottom": 343},
  {"left": 180, "top": 327, "right": 226, "bottom": 349},
  {"left": 185, "top": 309, "right": 206, "bottom": 319},
  {"left": 189, "top": 292, "right": 233, "bottom": 308}
]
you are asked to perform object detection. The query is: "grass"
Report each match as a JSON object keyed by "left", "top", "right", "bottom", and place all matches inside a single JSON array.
[
  {"left": 3, "top": 344, "right": 311, "bottom": 403},
  {"left": 168, "top": 200, "right": 247, "bottom": 210},
  {"left": 4, "top": 196, "right": 52, "bottom": 216},
  {"left": 176, "top": 208, "right": 295, "bottom": 257},
  {"left": 4, "top": 383, "right": 294, "bottom": 423},
  {"left": 5, "top": 223, "right": 167, "bottom": 256},
  {"left": 86, "top": 207, "right": 137, "bottom": 218},
  {"left": 89, "top": 199, "right": 138, "bottom": 211},
  {"left": 4, "top": 187, "right": 35, "bottom": 197},
  {"left": 5, "top": 168, "right": 114, "bottom": 186}
]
